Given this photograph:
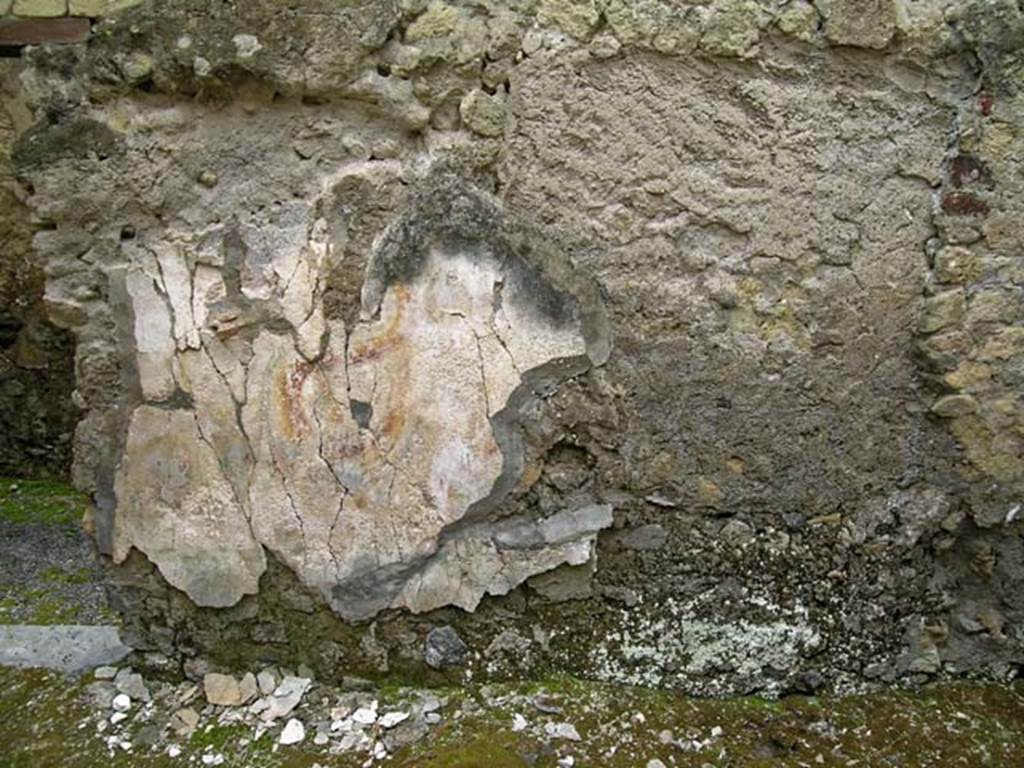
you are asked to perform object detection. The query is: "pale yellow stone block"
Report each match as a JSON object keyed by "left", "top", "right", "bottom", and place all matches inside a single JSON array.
[
  {"left": 943, "top": 361, "right": 992, "bottom": 390},
  {"left": 68, "top": 0, "right": 139, "bottom": 16},
  {"left": 932, "top": 394, "right": 978, "bottom": 418},
  {"left": 537, "top": 0, "right": 600, "bottom": 40},
  {"left": 12, "top": 0, "right": 66, "bottom": 17},
  {"left": 405, "top": 1, "right": 459, "bottom": 41}
]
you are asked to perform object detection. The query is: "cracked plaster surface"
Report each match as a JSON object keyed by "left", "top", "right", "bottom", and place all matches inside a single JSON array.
[{"left": 109, "top": 180, "right": 611, "bottom": 619}]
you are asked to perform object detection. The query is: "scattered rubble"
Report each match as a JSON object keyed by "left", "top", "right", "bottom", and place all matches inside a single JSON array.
[
  {"left": 74, "top": 662, "right": 454, "bottom": 764},
  {"left": 2, "top": 662, "right": 1022, "bottom": 766},
  {"left": 69, "top": 659, "right": 624, "bottom": 765}
]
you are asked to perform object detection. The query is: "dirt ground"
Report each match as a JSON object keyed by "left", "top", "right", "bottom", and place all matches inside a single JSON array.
[{"left": 1, "top": 666, "right": 1023, "bottom": 768}]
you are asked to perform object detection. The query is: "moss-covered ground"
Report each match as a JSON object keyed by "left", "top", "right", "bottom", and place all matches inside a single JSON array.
[
  {"left": 0, "top": 477, "right": 90, "bottom": 526},
  {"left": 0, "top": 666, "right": 1021, "bottom": 768},
  {"left": 0, "top": 477, "right": 113, "bottom": 626}
]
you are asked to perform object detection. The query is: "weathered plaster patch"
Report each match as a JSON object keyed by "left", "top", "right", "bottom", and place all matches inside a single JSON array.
[
  {"left": 109, "top": 176, "right": 612, "bottom": 620},
  {"left": 112, "top": 405, "right": 266, "bottom": 607}
]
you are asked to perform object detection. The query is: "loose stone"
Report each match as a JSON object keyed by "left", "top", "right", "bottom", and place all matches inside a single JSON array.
[
  {"left": 424, "top": 625, "right": 469, "bottom": 669},
  {"left": 545, "top": 722, "right": 582, "bottom": 741},
  {"left": 114, "top": 669, "right": 150, "bottom": 702},
  {"left": 379, "top": 711, "right": 410, "bottom": 728},
  {"left": 169, "top": 707, "right": 200, "bottom": 736},
  {"left": 260, "top": 677, "right": 311, "bottom": 722},
  {"left": 204, "top": 673, "right": 244, "bottom": 707},
  {"left": 351, "top": 706, "right": 378, "bottom": 726},
  {"left": 256, "top": 668, "right": 279, "bottom": 696},
  {"left": 93, "top": 666, "right": 118, "bottom": 680},
  {"left": 279, "top": 718, "right": 306, "bottom": 746},
  {"left": 111, "top": 694, "right": 131, "bottom": 713}
]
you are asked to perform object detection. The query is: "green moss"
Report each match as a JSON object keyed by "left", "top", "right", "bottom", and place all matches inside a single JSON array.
[
  {"left": 728, "top": 694, "right": 786, "bottom": 713},
  {"left": 521, "top": 674, "right": 583, "bottom": 696},
  {"left": 0, "top": 583, "right": 90, "bottom": 625},
  {"left": 0, "top": 667, "right": 149, "bottom": 768},
  {"left": 1, "top": 666, "right": 1023, "bottom": 768},
  {"left": 25, "top": 596, "right": 80, "bottom": 624},
  {"left": 0, "top": 477, "right": 91, "bottom": 526},
  {"left": 399, "top": 731, "right": 532, "bottom": 768},
  {"left": 0, "top": 596, "right": 17, "bottom": 619},
  {"left": 187, "top": 723, "right": 255, "bottom": 752},
  {"left": 40, "top": 566, "right": 96, "bottom": 585}
]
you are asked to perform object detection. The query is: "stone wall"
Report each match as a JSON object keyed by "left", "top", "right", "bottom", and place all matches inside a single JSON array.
[
  {"left": 1, "top": 0, "right": 137, "bottom": 20},
  {"left": 1, "top": 0, "right": 140, "bottom": 478},
  {"left": 0, "top": 60, "right": 77, "bottom": 477},
  {"left": 7, "top": 0, "right": 1024, "bottom": 696}
]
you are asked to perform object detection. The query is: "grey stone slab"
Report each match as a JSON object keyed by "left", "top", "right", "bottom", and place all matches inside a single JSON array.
[{"left": 0, "top": 624, "right": 131, "bottom": 673}]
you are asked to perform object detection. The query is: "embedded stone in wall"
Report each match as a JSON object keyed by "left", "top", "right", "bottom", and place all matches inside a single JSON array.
[
  {"left": 109, "top": 178, "right": 611, "bottom": 620},
  {"left": 68, "top": 0, "right": 141, "bottom": 15},
  {"left": 10, "top": 0, "right": 66, "bottom": 18},
  {"left": 0, "top": 18, "right": 90, "bottom": 46}
]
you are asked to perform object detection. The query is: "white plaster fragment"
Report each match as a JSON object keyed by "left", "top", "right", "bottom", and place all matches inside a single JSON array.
[
  {"left": 112, "top": 406, "right": 266, "bottom": 607},
  {"left": 153, "top": 241, "right": 200, "bottom": 350},
  {"left": 124, "top": 267, "right": 177, "bottom": 401}
]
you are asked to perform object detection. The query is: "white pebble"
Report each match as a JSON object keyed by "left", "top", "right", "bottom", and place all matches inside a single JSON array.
[
  {"left": 351, "top": 707, "right": 378, "bottom": 726},
  {"left": 111, "top": 694, "right": 131, "bottom": 713},
  {"left": 512, "top": 713, "right": 528, "bottom": 732},
  {"left": 379, "top": 711, "right": 409, "bottom": 728},
  {"left": 279, "top": 718, "right": 306, "bottom": 746},
  {"left": 545, "top": 722, "right": 581, "bottom": 742}
]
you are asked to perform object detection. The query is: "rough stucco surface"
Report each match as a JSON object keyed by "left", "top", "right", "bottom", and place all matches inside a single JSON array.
[{"left": 7, "top": 0, "right": 1024, "bottom": 696}]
